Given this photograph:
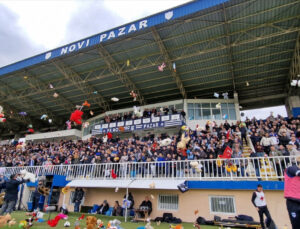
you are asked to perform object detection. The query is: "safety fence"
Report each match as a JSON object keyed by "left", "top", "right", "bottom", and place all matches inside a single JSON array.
[{"left": 0, "top": 156, "right": 297, "bottom": 181}]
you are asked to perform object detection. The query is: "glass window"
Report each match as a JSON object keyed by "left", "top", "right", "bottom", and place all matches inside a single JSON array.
[
  {"left": 212, "top": 109, "right": 221, "bottom": 120},
  {"left": 211, "top": 103, "right": 217, "bottom": 109},
  {"left": 188, "top": 103, "right": 194, "bottom": 109},
  {"left": 202, "top": 103, "right": 210, "bottom": 108},
  {"left": 194, "top": 103, "right": 201, "bottom": 109},
  {"left": 202, "top": 109, "right": 211, "bottom": 120},
  {"left": 229, "top": 108, "right": 237, "bottom": 120},
  {"left": 195, "top": 109, "right": 202, "bottom": 120},
  {"left": 175, "top": 103, "right": 183, "bottom": 110},
  {"left": 158, "top": 195, "right": 178, "bottom": 211},
  {"left": 221, "top": 103, "right": 228, "bottom": 109},
  {"left": 188, "top": 109, "right": 194, "bottom": 120},
  {"left": 209, "top": 196, "right": 236, "bottom": 214},
  {"left": 228, "top": 103, "right": 235, "bottom": 109},
  {"left": 221, "top": 108, "right": 229, "bottom": 120}
]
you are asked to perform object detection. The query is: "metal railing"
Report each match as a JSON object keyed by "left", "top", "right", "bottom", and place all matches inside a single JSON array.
[{"left": 0, "top": 156, "right": 297, "bottom": 181}]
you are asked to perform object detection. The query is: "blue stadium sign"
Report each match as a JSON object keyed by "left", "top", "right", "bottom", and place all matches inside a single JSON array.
[
  {"left": 91, "top": 114, "right": 184, "bottom": 135},
  {"left": 0, "top": 0, "right": 228, "bottom": 75}
]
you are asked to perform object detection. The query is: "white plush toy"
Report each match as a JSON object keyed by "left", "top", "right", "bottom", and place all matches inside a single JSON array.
[
  {"left": 133, "top": 106, "right": 143, "bottom": 118},
  {"left": 108, "top": 219, "right": 122, "bottom": 229},
  {"left": 159, "top": 138, "right": 172, "bottom": 147},
  {"left": 145, "top": 221, "right": 154, "bottom": 229},
  {"left": 64, "top": 221, "right": 70, "bottom": 227},
  {"left": 112, "top": 219, "right": 121, "bottom": 226},
  {"left": 190, "top": 161, "right": 202, "bottom": 173},
  {"left": 19, "top": 170, "right": 36, "bottom": 183}
]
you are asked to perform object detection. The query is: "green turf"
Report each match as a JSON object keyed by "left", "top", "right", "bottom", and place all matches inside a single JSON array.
[{"left": 3, "top": 211, "right": 223, "bottom": 229}]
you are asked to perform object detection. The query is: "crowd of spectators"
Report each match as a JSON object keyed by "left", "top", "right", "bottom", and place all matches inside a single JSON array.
[
  {"left": 0, "top": 115, "right": 299, "bottom": 174},
  {"left": 103, "top": 107, "right": 186, "bottom": 123}
]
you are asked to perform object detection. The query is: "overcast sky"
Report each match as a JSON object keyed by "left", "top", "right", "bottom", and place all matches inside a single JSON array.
[{"left": 0, "top": 0, "right": 288, "bottom": 119}]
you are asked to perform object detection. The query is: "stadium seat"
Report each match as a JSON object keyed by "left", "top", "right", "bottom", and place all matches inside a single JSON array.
[{"left": 105, "top": 207, "right": 113, "bottom": 216}]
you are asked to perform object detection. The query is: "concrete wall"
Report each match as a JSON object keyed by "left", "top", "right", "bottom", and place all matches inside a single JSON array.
[
  {"left": 285, "top": 95, "right": 300, "bottom": 117},
  {"left": 25, "top": 129, "right": 82, "bottom": 142},
  {"left": 59, "top": 188, "right": 291, "bottom": 228}
]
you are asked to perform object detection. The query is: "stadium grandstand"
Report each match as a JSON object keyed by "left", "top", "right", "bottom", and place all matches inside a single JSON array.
[{"left": 0, "top": 0, "right": 299, "bottom": 228}]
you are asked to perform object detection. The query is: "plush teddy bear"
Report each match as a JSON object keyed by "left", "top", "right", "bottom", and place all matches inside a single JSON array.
[
  {"left": 96, "top": 219, "right": 104, "bottom": 229},
  {"left": 8, "top": 218, "right": 16, "bottom": 227},
  {"left": 190, "top": 161, "right": 202, "bottom": 173},
  {"left": 86, "top": 216, "right": 97, "bottom": 229},
  {"left": 38, "top": 186, "right": 50, "bottom": 196},
  {"left": 19, "top": 170, "right": 36, "bottom": 183},
  {"left": 145, "top": 221, "right": 154, "bottom": 229},
  {"left": 177, "top": 133, "right": 190, "bottom": 151},
  {"left": 0, "top": 214, "right": 11, "bottom": 227},
  {"left": 0, "top": 193, "right": 5, "bottom": 206},
  {"left": 159, "top": 138, "right": 172, "bottom": 147}
]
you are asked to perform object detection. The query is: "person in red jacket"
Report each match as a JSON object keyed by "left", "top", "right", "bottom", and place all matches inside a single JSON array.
[{"left": 284, "top": 157, "right": 300, "bottom": 229}]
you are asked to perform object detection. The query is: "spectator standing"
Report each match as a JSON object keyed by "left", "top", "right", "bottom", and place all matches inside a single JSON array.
[
  {"left": 0, "top": 174, "right": 28, "bottom": 215},
  {"left": 73, "top": 188, "right": 84, "bottom": 212},
  {"left": 251, "top": 184, "right": 273, "bottom": 229}
]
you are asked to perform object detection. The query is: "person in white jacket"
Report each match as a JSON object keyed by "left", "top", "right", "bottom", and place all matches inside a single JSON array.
[{"left": 260, "top": 133, "right": 273, "bottom": 155}]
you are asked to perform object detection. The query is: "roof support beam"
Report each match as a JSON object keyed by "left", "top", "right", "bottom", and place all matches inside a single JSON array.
[
  {"left": 96, "top": 44, "right": 145, "bottom": 105},
  {"left": 151, "top": 27, "right": 187, "bottom": 99},
  {"left": 0, "top": 81, "right": 58, "bottom": 125},
  {"left": 240, "top": 93, "right": 287, "bottom": 104},
  {"left": 0, "top": 102, "right": 33, "bottom": 125},
  {"left": 53, "top": 60, "right": 110, "bottom": 111},
  {"left": 222, "top": 3, "right": 236, "bottom": 92},
  {"left": 288, "top": 31, "right": 300, "bottom": 94},
  {"left": 23, "top": 71, "right": 75, "bottom": 113},
  {"left": 1, "top": 19, "right": 298, "bottom": 106}
]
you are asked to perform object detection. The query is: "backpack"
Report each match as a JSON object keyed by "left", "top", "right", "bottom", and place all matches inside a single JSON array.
[
  {"left": 236, "top": 214, "right": 254, "bottom": 222},
  {"left": 163, "top": 213, "right": 173, "bottom": 222},
  {"left": 154, "top": 217, "right": 163, "bottom": 222},
  {"left": 196, "top": 217, "right": 206, "bottom": 225}
]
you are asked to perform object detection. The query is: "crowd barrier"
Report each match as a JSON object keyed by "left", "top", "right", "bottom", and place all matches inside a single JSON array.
[{"left": 0, "top": 156, "right": 297, "bottom": 181}]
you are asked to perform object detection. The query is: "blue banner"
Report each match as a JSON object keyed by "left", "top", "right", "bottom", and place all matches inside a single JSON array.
[
  {"left": 0, "top": 0, "right": 228, "bottom": 76},
  {"left": 92, "top": 114, "right": 184, "bottom": 134}
]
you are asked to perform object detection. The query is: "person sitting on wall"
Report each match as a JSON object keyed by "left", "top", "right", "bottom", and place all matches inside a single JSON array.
[
  {"left": 139, "top": 196, "right": 152, "bottom": 217},
  {"left": 97, "top": 200, "right": 109, "bottom": 215},
  {"left": 112, "top": 201, "right": 122, "bottom": 216}
]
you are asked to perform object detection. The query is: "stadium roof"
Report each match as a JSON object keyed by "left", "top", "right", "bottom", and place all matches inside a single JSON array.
[{"left": 0, "top": 0, "right": 299, "bottom": 134}]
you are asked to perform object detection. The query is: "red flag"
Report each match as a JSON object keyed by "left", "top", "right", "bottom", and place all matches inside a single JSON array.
[
  {"left": 220, "top": 146, "right": 232, "bottom": 159},
  {"left": 226, "top": 130, "right": 230, "bottom": 140},
  {"left": 111, "top": 169, "right": 117, "bottom": 179},
  {"left": 107, "top": 132, "right": 113, "bottom": 139}
]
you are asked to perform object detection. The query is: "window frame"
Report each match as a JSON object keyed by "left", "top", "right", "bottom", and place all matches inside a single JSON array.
[
  {"left": 158, "top": 194, "right": 179, "bottom": 211},
  {"left": 209, "top": 195, "right": 236, "bottom": 215}
]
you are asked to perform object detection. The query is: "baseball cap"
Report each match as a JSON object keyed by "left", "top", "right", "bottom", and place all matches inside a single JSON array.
[{"left": 257, "top": 184, "right": 262, "bottom": 188}]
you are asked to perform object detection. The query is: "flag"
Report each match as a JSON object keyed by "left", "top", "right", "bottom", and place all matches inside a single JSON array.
[
  {"left": 226, "top": 130, "right": 230, "bottom": 140},
  {"left": 111, "top": 169, "right": 117, "bottom": 179},
  {"left": 220, "top": 146, "right": 232, "bottom": 159}
]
